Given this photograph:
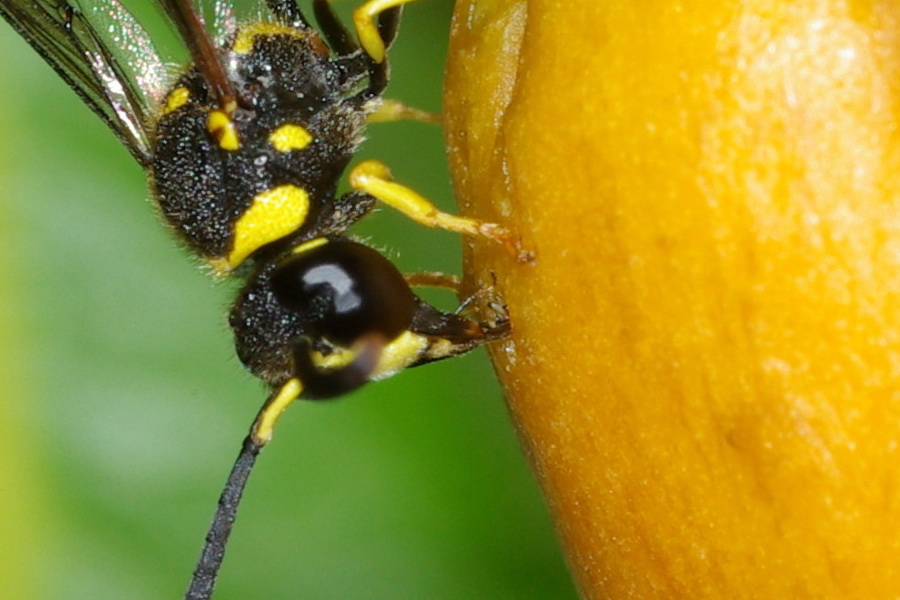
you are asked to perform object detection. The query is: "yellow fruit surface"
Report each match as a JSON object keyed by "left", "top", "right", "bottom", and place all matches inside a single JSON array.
[{"left": 444, "top": 1, "right": 900, "bottom": 597}]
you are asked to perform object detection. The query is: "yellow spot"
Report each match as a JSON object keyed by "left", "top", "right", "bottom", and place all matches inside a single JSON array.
[
  {"left": 371, "top": 331, "right": 429, "bottom": 380},
  {"left": 207, "top": 110, "right": 240, "bottom": 151},
  {"left": 251, "top": 378, "right": 302, "bottom": 445},
  {"left": 269, "top": 124, "right": 313, "bottom": 153},
  {"left": 311, "top": 347, "right": 356, "bottom": 371},
  {"left": 291, "top": 237, "right": 329, "bottom": 256},
  {"left": 228, "top": 185, "right": 311, "bottom": 268},
  {"left": 233, "top": 23, "right": 305, "bottom": 54},
  {"left": 310, "top": 331, "right": 428, "bottom": 381},
  {"left": 163, "top": 87, "right": 190, "bottom": 114}
]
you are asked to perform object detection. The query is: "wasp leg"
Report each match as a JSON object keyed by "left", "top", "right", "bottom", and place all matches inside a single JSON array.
[
  {"left": 405, "top": 272, "right": 461, "bottom": 292},
  {"left": 348, "top": 159, "right": 524, "bottom": 258},
  {"left": 266, "top": 0, "right": 313, "bottom": 28},
  {"left": 375, "top": 2, "right": 402, "bottom": 51},
  {"left": 312, "top": 0, "right": 358, "bottom": 54},
  {"left": 405, "top": 273, "right": 509, "bottom": 326},
  {"left": 409, "top": 300, "right": 511, "bottom": 368},
  {"left": 353, "top": 0, "right": 419, "bottom": 63},
  {"left": 367, "top": 99, "right": 441, "bottom": 124}
]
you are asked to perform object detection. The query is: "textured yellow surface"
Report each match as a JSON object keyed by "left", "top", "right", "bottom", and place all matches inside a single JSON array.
[{"left": 445, "top": 1, "right": 900, "bottom": 597}]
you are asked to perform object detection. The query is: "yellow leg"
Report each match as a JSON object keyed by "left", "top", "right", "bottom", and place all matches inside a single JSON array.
[
  {"left": 368, "top": 99, "right": 441, "bottom": 124},
  {"left": 349, "top": 160, "right": 518, "bottom": 253},
  {"left": 250, "top": 378, "right": 302, "bottom": 445},
  {"left": 405, "top": 271, "right": 462, "bottom": 292},
  {"left": 353, "top": 0, "right": 420, "bottom": 63},
  {"left": 406, "top": 273, "right": 509, "bottom": 324}
]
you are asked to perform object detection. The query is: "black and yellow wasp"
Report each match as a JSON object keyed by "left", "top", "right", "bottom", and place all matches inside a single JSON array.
[{"left": 0, "top": 0, "right": 516, "bottom": 597}]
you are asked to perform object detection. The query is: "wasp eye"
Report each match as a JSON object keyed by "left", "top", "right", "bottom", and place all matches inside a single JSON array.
[{"left": 270, "top": 239, "right": 417, "bottom": 346}]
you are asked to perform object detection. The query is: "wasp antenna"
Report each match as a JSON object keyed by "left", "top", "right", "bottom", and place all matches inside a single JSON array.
[
  {"left": 183, "top": 435, "right": 261, "bottom": 600},
  {"left": 185, "top": 378, "right": 301, "bottom": 600},
  {"left": 161, "top": 0, "right": 236, "bottom": 111}
]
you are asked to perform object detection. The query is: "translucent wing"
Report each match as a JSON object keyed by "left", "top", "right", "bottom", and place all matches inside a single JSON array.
[
  {"left": 198, "top": 0, "right": 237, "bottom": 47},
  {"left": 0, "top": 0, "right": 167, "bottom": 168},
  {"left": 158, "top": 0, "right": 238, "bottom": 107}
]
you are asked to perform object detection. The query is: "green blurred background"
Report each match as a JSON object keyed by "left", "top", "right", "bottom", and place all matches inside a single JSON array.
[{"left": 0, "top": 1, "right": 578, "bottom": 599}]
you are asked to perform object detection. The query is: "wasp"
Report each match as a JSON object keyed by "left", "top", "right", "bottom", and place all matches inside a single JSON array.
[{"left": 0, "top": 0, "right": 514, "bottom": 597}]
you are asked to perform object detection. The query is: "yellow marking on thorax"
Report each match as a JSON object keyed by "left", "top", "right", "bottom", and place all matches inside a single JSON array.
[
  {"left": 233, "top": 23, "right": 306, "bottom": 54},
  {"left": 291, "top": 237, "right": 329, "bottom": 256},
  {"left": 163, "top": 87, "right": 190, "bottom": 114},
  {"left": 207, "top": 109, "right": 240, "bottom": 151},
  {"left": 269, "top": 124, "right": 313, "bottom": 153},
  {"left": 225, "top": 184, "right": 311, "bottom": 270}
]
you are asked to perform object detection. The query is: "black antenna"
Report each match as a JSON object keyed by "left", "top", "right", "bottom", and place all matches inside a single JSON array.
[
  {"left": 184, "top": 380, "right": 301, "bottom": 600},
  {"left": 183, "top": 436, "right": 262, "bottom": 600},
  {"left": 160, "top": 0, "right": 236, "bottom": 110}
]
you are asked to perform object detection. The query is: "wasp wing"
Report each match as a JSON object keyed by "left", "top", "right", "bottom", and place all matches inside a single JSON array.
[
  {"left": 0, "top": 0, "right": 167, "bottom": 168},
  {"left": 197, "top": 0, "right": 236, "bottom": 47}
]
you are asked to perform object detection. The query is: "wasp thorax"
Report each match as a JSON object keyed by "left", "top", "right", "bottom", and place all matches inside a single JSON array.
[{"left": 152, "top": 25, "right": 370, "bottom": 275}]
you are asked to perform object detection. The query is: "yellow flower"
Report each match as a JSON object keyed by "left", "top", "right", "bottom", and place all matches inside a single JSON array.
[{"left": 446, "top": 1, "right": 900, "bottom": 597}]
